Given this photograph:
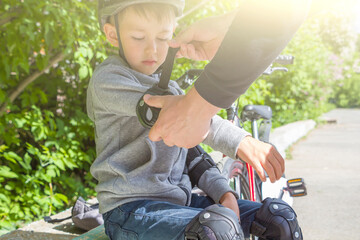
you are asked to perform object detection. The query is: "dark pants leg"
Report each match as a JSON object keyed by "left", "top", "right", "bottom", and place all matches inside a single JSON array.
[{"left": 103, "top": 194, "right": 261, "bottom": 240}]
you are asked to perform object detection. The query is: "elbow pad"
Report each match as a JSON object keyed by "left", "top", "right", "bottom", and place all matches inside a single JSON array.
[{"left": 186, "top": 145, "right": 218, "bottom": 187}]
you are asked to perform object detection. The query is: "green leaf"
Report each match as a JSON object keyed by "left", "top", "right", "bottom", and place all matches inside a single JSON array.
[
  {"left": 14, "top": 118, "right": 27, "bottom": 128},
  {"left": 46, "top": 165, "right": 57, "bottom": 178},
  {"left": 53, "top": 158, "right": 65, "bottom": 171},
  {"left": 20, "top": 153, "right": 33, "bottom": 171},
  {"left": 0, "top": 145, "right": 8, "bottom": 153},
  {"left": 0, "top": 193, "right": 11, "bottom": 205},
  {"left": 78, "top": 65, "right": 88, "bottom": 80},
  {"left": 53, "top": 193, "right": 68, "bottom": 204},
  {"left": 3, "top": 152, "right": 22, "bottom": 164}
]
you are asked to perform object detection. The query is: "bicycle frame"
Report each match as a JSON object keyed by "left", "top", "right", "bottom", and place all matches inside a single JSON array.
[
  {"left": 176, "top": 55, "right": 306, "bottom": 204},
  {"left": 227, "top": 105, "right": 261, "bottom": 202}
]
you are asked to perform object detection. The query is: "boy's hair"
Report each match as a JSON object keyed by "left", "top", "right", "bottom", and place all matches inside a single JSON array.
[
  {"left": 98, "top": 0, "right": 184, "bottom": 32},
  {"left": 123, "top": 3, "right": 176, "bottom": 24},
  {"left": 109, "top": 3, "right": 177, "bottom": 27}
]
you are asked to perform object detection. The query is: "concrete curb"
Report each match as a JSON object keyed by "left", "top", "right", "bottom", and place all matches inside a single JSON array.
[{"left": 270, "top": 119, "right": 317, "bottom": 158}]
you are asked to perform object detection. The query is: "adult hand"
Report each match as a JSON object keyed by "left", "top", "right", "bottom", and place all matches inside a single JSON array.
[
  {"left": 219, "top": 192, "right": 240, "bottom": 220},
  {"left": 236, "top": 136, "right": 285, "bottom": 183},
  {"left": 143, "top": 87, "right": 220, "bottom": 148},
  {"left": 168, "top": 11, "right": 237, "bottom": 61}
]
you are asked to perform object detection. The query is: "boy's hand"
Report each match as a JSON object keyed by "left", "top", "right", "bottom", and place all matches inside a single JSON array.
[
  {"left": 237, "top": 136, "right": 285, "bottom": 183},
  {"left": 219, "top": 192, "right": 240, "bottom": 220}
]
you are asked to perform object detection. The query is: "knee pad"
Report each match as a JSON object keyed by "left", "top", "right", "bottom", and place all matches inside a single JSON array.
[
  {"left": 250, "top": 198, "right": 303, "bottom": 240},
  {"left": 185, "top": 204, "right": 244, "bottom": 240}
]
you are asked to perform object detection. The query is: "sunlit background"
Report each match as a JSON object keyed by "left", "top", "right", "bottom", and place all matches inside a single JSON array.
[{"left": 310, "top": 0, "right": 360, "bottom": 32}]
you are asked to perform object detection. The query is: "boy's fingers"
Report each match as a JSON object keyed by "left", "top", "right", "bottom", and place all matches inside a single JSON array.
[
  {"left": 143, "top": 94, "right": 165, "bottom": 108},
  {"left": 270, "top": 154, "right": 282, "bottom": 180},
  {"left": 255, "top": 164, "right": 266, "bottom": 182},
  {"left": 263, "top": 160, "right": 276, "bottom": 183},
  {"left": 273, "top": 148, "right": 285, "bottom": 173}
]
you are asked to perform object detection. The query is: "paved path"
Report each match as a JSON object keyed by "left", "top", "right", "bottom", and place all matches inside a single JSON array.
[{"left": 285, "top": 109, "right": 360, "bottom": 240}]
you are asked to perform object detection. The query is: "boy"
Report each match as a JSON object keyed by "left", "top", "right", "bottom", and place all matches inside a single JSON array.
[{"left": 87, "top": 0, "right": 302, "bottom": 239}]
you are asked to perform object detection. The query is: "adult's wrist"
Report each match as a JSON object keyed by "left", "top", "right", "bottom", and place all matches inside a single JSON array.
[{"left": 184, "top": 87, "right": 221, "bottom": 121}]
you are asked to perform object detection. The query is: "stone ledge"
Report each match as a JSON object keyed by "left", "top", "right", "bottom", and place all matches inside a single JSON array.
[{"left": 0, "top": 209, "right": 84, "bottom": 240}]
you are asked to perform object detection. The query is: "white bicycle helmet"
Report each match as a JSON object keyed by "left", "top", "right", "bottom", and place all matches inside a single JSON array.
[{"left": 98, "top": 0, "right": 185, "bottom": 31}]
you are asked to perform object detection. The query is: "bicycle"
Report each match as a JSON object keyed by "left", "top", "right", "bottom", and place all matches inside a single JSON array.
[{"left": 175, "top": 55, "right": 307, "bottom": 206}]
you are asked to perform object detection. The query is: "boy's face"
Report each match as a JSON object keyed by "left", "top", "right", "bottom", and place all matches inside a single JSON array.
[{"left": 119, "top": 8, "right": 175, "bottom": 75}]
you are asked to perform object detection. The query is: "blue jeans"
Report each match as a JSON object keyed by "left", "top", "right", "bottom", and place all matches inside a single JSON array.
[{"left": 103, "top": 194, "right": 261, "bottom": 240}]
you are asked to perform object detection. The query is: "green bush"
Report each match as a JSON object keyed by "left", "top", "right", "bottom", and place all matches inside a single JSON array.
[
  {"left": 0, "top": 0, "right": 104, "bottom": 234},
  {"left": 0, "top": 106, "right": 96, "bottom": 233},
  {"left": 331, "top": 53, "right": 360, "bottom": 107}
]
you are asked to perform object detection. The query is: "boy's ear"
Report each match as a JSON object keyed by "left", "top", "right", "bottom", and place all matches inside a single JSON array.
[{"left": 104, "top": 23, "right": 119, "bottom": 47}]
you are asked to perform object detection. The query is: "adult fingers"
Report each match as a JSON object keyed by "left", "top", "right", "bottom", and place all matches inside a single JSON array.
[
  {"left": 143, "top": 94, "right": 166, "bottom": 108},
  {"left": 148, "top": 123, "right": 163, "bottom": 142},
  {"left": 168, "top": 39, "right": 180, "bottom": 48},
  {"left": 162, "top": 138, "right": 175, "bottom": 147},
  {"left": 179, "top": 43, "right": 190, "bottom": 59},
  {"left": 173, "top": 27, "right": 196, "bottom": 45},
  {"left": 186, "top": 44, "right": 197, "bottom": 60}
]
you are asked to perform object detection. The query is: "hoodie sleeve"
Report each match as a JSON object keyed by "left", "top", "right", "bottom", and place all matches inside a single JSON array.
[
  {"left": 87, "top": 64, "right": 147, "bottom": 119},
  {"left": 204, "top": 115, "right": 251, "bottom": 159},
  {"left": 198, "top": 166, "right": 240, "bottom": 203},
  {"left": 189, "top": 115, "right": 250, "bottom": 203}
]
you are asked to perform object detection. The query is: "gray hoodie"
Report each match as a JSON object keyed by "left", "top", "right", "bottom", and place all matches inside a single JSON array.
[{"left": 87, "top": 55, "right": 251, "bottom": 214}]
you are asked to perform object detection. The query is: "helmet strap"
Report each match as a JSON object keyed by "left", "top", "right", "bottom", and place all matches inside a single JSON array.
[{"left": 114, "top": 13, "right": 129, "bottom": 65}]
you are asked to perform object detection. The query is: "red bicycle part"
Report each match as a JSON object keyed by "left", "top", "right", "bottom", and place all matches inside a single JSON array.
[{"left": 246, "top": 163, "right": 256, "bottom": 202}]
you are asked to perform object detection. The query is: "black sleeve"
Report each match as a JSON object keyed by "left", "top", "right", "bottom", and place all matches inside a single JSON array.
[{"left": 194, "top": 0, "right": 311, "bottom": 108}]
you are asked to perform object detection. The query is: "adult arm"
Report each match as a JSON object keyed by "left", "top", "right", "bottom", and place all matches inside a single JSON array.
[
  {"left": 146, "top": 0, "right": 311, "bottom": 147},
  {"left": 194, "top": 0, "right": 311, "bottom": 108}
]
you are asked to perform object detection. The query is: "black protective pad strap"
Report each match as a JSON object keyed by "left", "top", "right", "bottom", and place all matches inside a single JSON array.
[
  {"left": 158, "top": 47, "right": 179, "bottom": 89},
  {"left": 114, "top": 13, "right": 127, "bottom": 63},
  {"left": 186, "top": 145, "right": 217, "bottom": 186},
  {"left": 135, "top": 47, "right": 179, "bottom": 128},
  {"left": 186, "top": 145, "right": 205, "bottom": 162}
]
